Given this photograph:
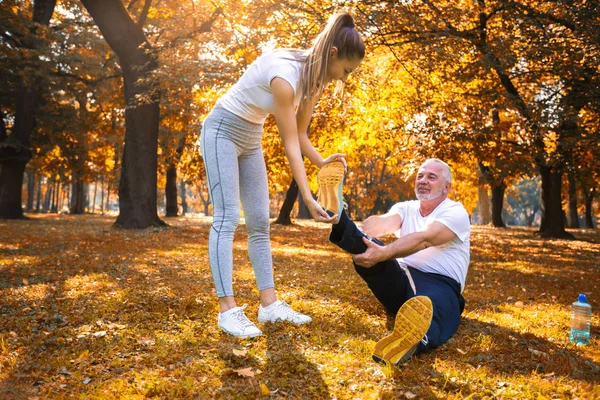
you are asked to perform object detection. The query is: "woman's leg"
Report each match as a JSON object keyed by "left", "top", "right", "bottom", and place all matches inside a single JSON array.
[
  {"left": 200, "top": 116, "right": 241, "bottom": 310},
  {"left": 238, "top": 146, "right": 276, "bottom": 306},
  {"left": 237, "top": 145, "right": 311, "bottom": 324}
]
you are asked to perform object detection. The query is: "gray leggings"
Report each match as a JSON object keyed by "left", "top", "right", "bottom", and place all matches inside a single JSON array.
[{"left": 199, "top": 105, "right": 274, "bottom": 297}]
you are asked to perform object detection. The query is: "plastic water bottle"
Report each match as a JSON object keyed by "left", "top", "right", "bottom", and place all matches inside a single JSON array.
[{"left": 570, "top": 294, "right": 592, "bottom": 345}]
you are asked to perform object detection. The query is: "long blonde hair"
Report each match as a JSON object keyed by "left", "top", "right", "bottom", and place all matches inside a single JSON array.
[{"left": 295, "top": 12, "right": 364, "bottom": 106}]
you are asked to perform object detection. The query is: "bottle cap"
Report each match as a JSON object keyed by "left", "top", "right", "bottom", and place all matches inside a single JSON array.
[{"left": 578, "top": 293, "right": 587, "bottom": 303}]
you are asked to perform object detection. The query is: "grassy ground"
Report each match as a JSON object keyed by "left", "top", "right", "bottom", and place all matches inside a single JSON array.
[{"left": 0, "top": 214, "right": 599, "bottom": 399}]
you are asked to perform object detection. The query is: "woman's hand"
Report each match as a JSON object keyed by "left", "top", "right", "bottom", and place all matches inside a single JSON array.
[
  {"left": 321, "top": 153, "right": 347, "bottom": 169},
  {"left": 306, "top": 197, "right": 338, "bottom": 224}
]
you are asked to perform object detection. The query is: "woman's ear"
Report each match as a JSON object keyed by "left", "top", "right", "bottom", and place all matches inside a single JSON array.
[{"left": 330, "top": 46, "right": 338, "bottom": 58}]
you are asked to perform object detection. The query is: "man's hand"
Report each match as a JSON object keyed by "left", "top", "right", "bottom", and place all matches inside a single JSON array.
[
  {"left": 360, "top": 213, "right": 402, "bottom": 238},
  {"left": 352, "top": 238, "right": 389, "bottom": 268}
]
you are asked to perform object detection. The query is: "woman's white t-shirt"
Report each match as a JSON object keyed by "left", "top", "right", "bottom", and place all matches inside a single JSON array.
[
  {"left": 389, "top": 198, "right": 471, "bottom": 292},
  {"left": 216, "top": 50, "right": 303, "bottom": 124}
]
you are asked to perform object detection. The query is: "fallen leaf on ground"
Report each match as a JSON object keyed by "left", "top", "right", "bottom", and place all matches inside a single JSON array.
[
  {"left": 232, "top": 348, "right": 247, "bottom": 357},
  {"left": 76, "top": 350, "right": 89, "bottom": 362},
  {"left": 260, "top": 382, "right": 270, "bottom": 395},
  {"left": 234, "top": 367, "right": 254, "bottom": 377}
]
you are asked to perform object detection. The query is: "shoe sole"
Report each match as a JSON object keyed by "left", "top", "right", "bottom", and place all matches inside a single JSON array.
[
  {"left": 219, "top": 327, "right": 262, "bottom": 339},
  {"left": 372, "top": 296, "right": 433, "bottom": 365},
  {"left": 257, "top": 316, "right": 312, "bottom": 325},
  {"left": 317, "top": 161, "right": 345, "bottom": 222}
]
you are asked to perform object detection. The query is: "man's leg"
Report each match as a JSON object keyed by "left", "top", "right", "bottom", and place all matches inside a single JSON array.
[
  {"left": 328, "top": 210, "right": 434, "bottom": 366},
  {"left": 409, "top": 268, "right": 465, "bottom": 354},
  {"left": 329, "top": 210, "right": 385, "bottom": 253},
  {"left": 329, "top": 210, "right": 412, "bottom": 316}
]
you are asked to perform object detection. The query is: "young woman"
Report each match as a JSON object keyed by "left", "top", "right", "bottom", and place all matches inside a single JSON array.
[{"left": 200, "top": 11, "right": 365, "bottom": 338}]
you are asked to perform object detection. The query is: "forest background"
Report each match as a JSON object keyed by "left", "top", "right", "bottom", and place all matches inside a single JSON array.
[
  {"left": 0, "top": 0, "right": 598, "bottom": 234},
  {"left": 1, "top": 1, "right": 600, "bottom": 399}
]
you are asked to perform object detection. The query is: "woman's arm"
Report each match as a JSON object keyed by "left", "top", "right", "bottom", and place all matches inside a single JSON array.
[
  {"left": 271, "top": 78, "right": 313, "bottom": 201},
  {"left": 295, "top": 97, "right": 324, "bottom": 167},
  {"left": 271, "top": 77, "right": 334, "bottom": 222},
  {"left": 296, "top": 97, "right": 346, "bottom": 168}
]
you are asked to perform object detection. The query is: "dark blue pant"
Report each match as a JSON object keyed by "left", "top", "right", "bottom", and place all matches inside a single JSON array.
[{"left": 329, "top": 211, "right": 465, "bottom": 354}]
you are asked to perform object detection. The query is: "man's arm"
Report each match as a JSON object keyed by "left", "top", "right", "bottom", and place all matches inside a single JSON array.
[
  {"left": 360, "top": 212, "right": 402, "bottom": 238},
  {"left": 353, "top": 221, "right": 456, "bottom": 268}
]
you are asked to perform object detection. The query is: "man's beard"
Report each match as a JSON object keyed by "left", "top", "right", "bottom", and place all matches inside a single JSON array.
[{"left": 415, "top": 185, "right": 444, "bottom": 201}]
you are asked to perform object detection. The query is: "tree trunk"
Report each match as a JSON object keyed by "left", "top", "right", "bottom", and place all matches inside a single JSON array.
[
  {"left": 477, "top": 171, "right": 491, "bottom": 225},
  {"left": 275, "top": 179, "right": 298, "bottom": 225},
  {"left": 0, "top": 0, "right": 56, "bottom": 219},
  {"left": 26, "top": 170, "right": 36, "bottom": 211},
  {"left": 105, "top": 185, "right": 111, "bottom": 213},
  {"left": 197, "top": 182, "right": 211, "bottom": 216},
  {"left": 584, "top": 187, "right": 596, "bottom": 229},
  {"left": 165, "top": 164, "right": 178, "bottom": 217},
  {"left": 297, "top": 192, "right": 312, "bottom": 219},
  {"left": 51, "top": 178, "right": 59, "bottom": 212},
  {"left": 100, "top": 178, "right": 105, "bottom": 214},
  {"left": 35, "top": 177, "right": 42, "bottom": 212},
  {"left": 81, "top": 0, "right": 164, "bottom": 229},
  {"left": 539, "top": 166, "right": 573, "bottom": 238},
  {"left": 70, "top": 177, "right": 85, "bottom": 214},
  {"left": 91, "top": 181, "right": 97, "bottom": 213},
  {"left": 165, "top": 132, "right": 186, "bottom": 217},
  {"left": 42, "top": 183, "right": 52, "bottom": 213},
  {"left": 0, "top": 161, "right": 28, "bottom": 218},
  {"left": 567, "top": 172, "right": 580, "bottom": 228},
  {"left": 490, "top": 182, "right": 506, "bottom": 228},
  {"left": 57, "top": 181, "right": 64, "bottom": 212},
  {"left": 180, "top": 180, "right": 188, "bottom": 216}
]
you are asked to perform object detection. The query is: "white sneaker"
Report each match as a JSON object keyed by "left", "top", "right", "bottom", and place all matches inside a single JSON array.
[
  {"left": 218, "top": 304, "right": 262, "bottom": 338},
  {"left": 257, "top": 300, "right": 312, "bottom": 325}
]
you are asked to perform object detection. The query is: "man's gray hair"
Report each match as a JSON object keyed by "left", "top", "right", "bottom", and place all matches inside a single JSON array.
[{"left": 421, "top": 158, "right": 453, "bottom": 183}]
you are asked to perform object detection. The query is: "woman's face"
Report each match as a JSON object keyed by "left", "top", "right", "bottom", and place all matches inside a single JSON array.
[{"left": 325, "top": 47, "right": 362, "bottom": 85}]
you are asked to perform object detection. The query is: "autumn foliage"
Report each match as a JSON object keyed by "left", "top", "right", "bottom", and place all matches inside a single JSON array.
[
  {"left": 0, "top": 0, "right": 598, "bottom": 232},
  {"left": 0, "top": 215, "right": 599, "bottom": 398},
  {"left": 1, "top": 1, "right": 599, "bottom": 397}
]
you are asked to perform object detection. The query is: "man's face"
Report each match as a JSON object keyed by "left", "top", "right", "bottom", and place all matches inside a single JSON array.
[{"left": 414, "top": 163, "right": 449, "bottom": 201}]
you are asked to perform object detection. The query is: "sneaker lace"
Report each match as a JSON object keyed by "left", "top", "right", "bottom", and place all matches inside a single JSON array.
[
  {"left": 276, "top": 301, "right": 303, "bottom": 318},
  {"left": 231, "top": 304, "right": 255, "bottom": 329}
]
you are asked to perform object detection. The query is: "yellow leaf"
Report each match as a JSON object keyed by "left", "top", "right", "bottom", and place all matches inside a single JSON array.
[
  {"left": 22, "top": 279, "right": 28, "bottom": 285},
  {"left": 76, "top": 350, "right": 89, "bottom": 362},
  {"left": 260, "top": 382, "right": 270, "bottom": 396}
]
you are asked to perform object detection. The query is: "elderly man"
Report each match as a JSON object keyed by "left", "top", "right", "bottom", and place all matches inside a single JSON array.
[{"left": 318, "top": 158, "right": 471, "bottom": 366}]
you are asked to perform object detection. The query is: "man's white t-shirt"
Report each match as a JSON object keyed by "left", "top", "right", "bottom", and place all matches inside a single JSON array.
[
  {"left": 217, "top": 50, "right": 303, "bottom": 124},
  {"left": 389, "top": 198, "right": 471, "bottom": 292}
]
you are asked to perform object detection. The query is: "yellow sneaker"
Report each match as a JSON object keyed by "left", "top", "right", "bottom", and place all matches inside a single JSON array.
[
  {"left": 372, "top": 296, "right": 433, "bottom": 365},
  {"left": 317, "top": 161, "right": 346, "bottom": 223}
]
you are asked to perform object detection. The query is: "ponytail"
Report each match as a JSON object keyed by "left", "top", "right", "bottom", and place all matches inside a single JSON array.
[{"left": 297, "top": 11, "right": 365, "bottom": 106}]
